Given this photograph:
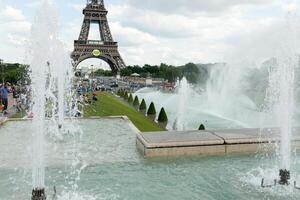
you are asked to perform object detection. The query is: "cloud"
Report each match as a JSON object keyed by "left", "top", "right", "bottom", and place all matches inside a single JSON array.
[
  {"left": 0, "top": 6, "right": 26, "bottom": 21},
  {"left": 110, "top": 22, "right": 158, "bottom": 46},
  {"left": 125, "top": 0, "right": 276, "bottom": 14},
  {"left": 7, "top": 34, "right": 27, "bottom": 46},
  {"left": 70, "top": 3, "right": 85, "bottom": 11},
  {"left": 1, "top": 21, "right": 31, "bottom": 33}
]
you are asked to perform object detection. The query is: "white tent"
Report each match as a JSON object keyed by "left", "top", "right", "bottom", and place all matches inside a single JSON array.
[{"left": 131, "top": 73, "right": 140, "bottom": 77}]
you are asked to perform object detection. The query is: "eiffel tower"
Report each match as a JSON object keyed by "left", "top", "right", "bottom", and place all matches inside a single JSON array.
[{"left": 71, "top": 0, "right": 126, "bottom": 73}]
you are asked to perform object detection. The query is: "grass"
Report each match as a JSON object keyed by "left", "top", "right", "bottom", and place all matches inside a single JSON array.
[
  {"left": 84, "top": 92, "right": 164, "bottom": 132},
  {"left": 9, "top": 111, "right": 26, "bottom": 119}
]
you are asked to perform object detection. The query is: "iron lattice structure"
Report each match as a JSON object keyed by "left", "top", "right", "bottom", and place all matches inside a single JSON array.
[{"left": 71, "top": 0, "right": 126, "bottom": 73}]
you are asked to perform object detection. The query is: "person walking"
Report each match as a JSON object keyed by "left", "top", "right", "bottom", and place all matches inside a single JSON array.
[{"left": 0, "top": 83, "right": 9, "bottom": 114}]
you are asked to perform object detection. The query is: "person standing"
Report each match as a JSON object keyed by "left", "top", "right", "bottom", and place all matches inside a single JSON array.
[{"left": 0, "top": 83, "right": 9, "bottom": 114}]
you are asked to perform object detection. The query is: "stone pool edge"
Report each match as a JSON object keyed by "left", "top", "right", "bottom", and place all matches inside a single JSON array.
[{"left": 136, "top": 128, "right": 300, "bottom": 158}]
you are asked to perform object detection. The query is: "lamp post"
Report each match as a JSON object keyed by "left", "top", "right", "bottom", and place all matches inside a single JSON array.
[{"left": 91, "top": 64, "right": 94, "bottom": 92}]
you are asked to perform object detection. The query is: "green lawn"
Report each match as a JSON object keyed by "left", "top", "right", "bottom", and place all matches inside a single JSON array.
[
  {"left": 84, "top": 92, "right": 164, "bottom": 132},
  {"left": 9, "top": 110, "right": 27, "bottom": 118}
]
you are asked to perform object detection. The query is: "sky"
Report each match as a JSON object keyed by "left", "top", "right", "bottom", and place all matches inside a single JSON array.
[{"left": 0, "top": 0, "right": 299, "bottom": 67}]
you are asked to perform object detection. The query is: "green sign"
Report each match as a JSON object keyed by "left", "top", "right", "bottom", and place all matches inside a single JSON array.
[{"left": 92, "top": 49, "right": 101, "bottom": 57}]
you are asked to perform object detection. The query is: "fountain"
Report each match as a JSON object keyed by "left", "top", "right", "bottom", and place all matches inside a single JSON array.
[
  {"left": 174, "top": 77, "right": 190, "bottom": 131},
  {"left": 28, "top": 0, "right": 74, "bottom": 198},
  {"left": 3, "top": 0, "right": 300, "bottom": 199},
  {"left": 260, "top": 14, "right": 299, "bottom": 187}
]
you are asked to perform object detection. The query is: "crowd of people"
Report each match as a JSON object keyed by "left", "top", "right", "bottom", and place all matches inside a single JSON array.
[{"left": 0, "top": 82, "right": 27, "bottom": 116}]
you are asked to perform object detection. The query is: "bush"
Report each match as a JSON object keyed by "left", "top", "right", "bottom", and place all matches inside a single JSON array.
[
  {"left": 198, "top": 124, "right": 205, "bottom": 130},
  {"left": 158, "top": 107, "right": 168, "bottom": 122},
  {"left": 147, "top": 102, "right": 156, "bottom": 115},
  {"left": 124, "top": 91, "right": 128, "bottom": 100},
  {"left": 120, "top": 89, "right": 124, "bottom": 97},
  {"left": 139, "top": 99, "right": 147, "bottom": 110},
  {"left": 133, "top": 96, "right": 140, "bottom": 107},
  {"left": 117, "top": 89, "right": 121, "bottom": 96},
  {"left": 128, "top": 94, "right": 134, "bottom": 104}
]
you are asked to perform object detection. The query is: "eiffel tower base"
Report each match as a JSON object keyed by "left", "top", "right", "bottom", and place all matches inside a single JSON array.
[{"left": 32, "top": 188, "right": 46, "bottom": 200}]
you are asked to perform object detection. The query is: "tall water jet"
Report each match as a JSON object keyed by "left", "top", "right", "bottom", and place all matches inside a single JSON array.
[
  {"left": 29, "top": 0, "right": 62, "bottom": 198},
  {"left": 265, "top": 15, "right": 298, "bottom": 185},
  {"left": 51, "top": 41, "right": 69, "bottom": 129},
  {"left": 175, "top": 77, "right": 190, "bottom": 131}
]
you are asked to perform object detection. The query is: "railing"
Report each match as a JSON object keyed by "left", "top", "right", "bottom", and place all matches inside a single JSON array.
[
  {"left": 74, "top": 40, "right": 117, "bottom": 46},
  {"left": 87, "top": 40, "right": 104, "bottom": 45}
]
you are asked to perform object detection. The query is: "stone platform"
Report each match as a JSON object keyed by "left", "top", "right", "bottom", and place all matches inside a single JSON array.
[{"left": 136, "top": 128, "right": 300, "bottom": 157}]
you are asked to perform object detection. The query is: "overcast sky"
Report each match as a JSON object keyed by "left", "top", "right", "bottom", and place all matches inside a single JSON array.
[{"left": 0, "top": 0, "right": 299, "bottom": 67}]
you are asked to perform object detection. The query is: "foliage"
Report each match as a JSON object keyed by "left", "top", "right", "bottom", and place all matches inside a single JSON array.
[
  {"left": 158, "top": 107, "right": 168, "bottom": 122},
  {"left": 133, "top": 96, "right": 139, "bottom": 107},
  {"left": 94, "top": 69, "right": 113, "bottom": 77},
  {"left": 128, "top": 93, "right": 134, "bottom": 104},
  {"left": 0, "top": 62, "right": 30, "bottom": 85},
  {"left": 124, "top": 91, "right": 129, "bottom": 100},
  {"left": 93, "top": 62, "right": 212, "bottom": 84},
  {"left": 139, "top": 99, "right": 147, "bottom": 110},
  {"left": 147, "top": 102, "right": 156, "bottom": 115},
  {"left": 198, "top": 124, "right": 205, "bottom": 130}
]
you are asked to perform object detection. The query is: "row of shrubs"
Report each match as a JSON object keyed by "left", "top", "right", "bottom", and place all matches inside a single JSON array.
[{"left": 117, "top": 89, "right": 168, "bottom": 129}]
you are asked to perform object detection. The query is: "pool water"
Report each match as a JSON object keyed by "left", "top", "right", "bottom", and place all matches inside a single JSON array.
[{"left": 0, "top": 119, "right": 300, "bottom": 200}]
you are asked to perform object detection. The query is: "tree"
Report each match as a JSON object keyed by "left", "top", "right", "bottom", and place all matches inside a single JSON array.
[
  {"left": 158, "top": 107, "right": 168, "bottom": 129},
  {"left": 128, "top": 93, "right": 134, "bottom": 104},
  {"left": 180, "top": 63, "right": 200, "bottom": 84},
  {"left": 133, "top": 96, "right": 139, "bottom": 107},
  {"left": 158, "top": 107, "right": 168, "bottom": 122},
  {"left": 0, "top": 63, "right": 30, "bottom": 85},
  {"left": 124, "top": 91, "right": 129, "bottom": 100},
  {"left": 139, "top": 99, "right": 147, "bottom": 111},
  {"left": 147, "top": 102, "right": 156, "bottom": 121},
  {"left": 147, "top": 102, "right": 156, "bottom": 115},
  {"left": 198, "top": 124, "right": 205, "bottom": 130},
  {"left": 94, "top": 69, "right": 113, "bottom": 77}
]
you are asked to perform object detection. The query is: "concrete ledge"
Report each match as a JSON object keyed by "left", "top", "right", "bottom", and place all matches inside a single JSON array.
[
  {"left": 139, "top": 130, "right": 224, "bottom": 148},
  {"left": 144, "top": 145, "right": 225, "bottom": 158},
  {"left": 137, "top": 128, "right": 300, "bottom": 158}
]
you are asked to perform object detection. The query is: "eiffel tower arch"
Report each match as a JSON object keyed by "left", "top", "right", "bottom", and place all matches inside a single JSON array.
[{"left": 71, "top": 0, "right": 126, "bottom": 73}]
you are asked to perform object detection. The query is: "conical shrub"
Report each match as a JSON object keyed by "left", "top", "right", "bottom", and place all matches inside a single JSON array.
[
  {"left": 158, "top": 107, "right": 168, "bottom": 129},
  {"left": 128, "top": 94, "right": 134, "bottom": 104},
  {"left": 139, "top": 99, "right": 147, "bottom": 113},
  {"left": 124, "top": 91, "right": 129, "bottom": 100},
  {"left": 158, "top": 107, "right": 168, "bottom": 122},
  {"left": 120, "top": 89, "right": 124, "bottom": 97},
  {"left": 147, "top": 102, "right": 156, "bottom": 115},
  {"left": 198, "top": 124, "right": 205, "bottom": 130},
  {"left": 147, "top": 102, "right": 156, "bottom": 121},
  {"left": 133, "top": 96, "right": 140, "bottom": 108}
]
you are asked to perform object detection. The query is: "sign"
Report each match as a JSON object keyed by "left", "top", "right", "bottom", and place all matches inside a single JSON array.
[{"left": 92, "top": 49, "right": 101, "bottom": 57}]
